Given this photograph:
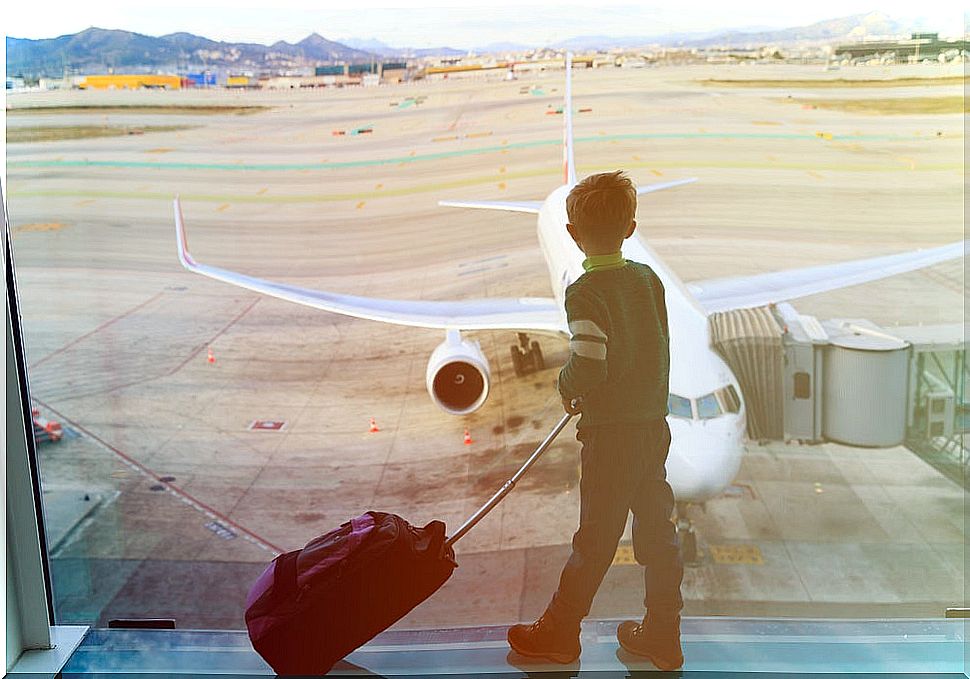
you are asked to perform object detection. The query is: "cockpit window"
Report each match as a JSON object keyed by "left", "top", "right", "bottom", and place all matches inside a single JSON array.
[
  {"left": 668, "top": 393, "right": 692, "bottom": 419},
  {"left": 697, "top": 393, "right": 722, "bottom": 419}
]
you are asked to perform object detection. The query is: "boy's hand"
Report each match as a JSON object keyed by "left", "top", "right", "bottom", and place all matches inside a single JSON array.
[{"left": 562, "top": 396, "right": 583, "bottom": 415}]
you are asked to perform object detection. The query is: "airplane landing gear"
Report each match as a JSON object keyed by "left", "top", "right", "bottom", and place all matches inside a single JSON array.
[
  {"left": 675, "top": 501, "right": 701, "bottom": 567},
  {"left": 510, "top": 333, "right": 544, "bottom": 377}
]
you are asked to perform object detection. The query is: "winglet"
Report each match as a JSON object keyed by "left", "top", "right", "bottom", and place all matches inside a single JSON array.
[
  {"left": 563, "top": 52, "right": 577, "bottom": 187},
  {"left": 173, "top": 196, "right": 197, "bottom": 269}
]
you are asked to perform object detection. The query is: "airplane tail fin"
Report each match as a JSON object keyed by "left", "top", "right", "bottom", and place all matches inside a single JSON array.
[{"left": 563, "top": 52, "right": 577, "bottom": 187}]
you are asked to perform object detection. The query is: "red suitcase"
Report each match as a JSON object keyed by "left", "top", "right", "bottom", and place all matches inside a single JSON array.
[{"left": 245, "top": 412, "right": 574, "bottom": 675}]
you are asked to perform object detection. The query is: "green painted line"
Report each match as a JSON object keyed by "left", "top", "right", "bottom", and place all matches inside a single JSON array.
[
  {"left": 9, "top": 157, "right": 960, "bottom": 206},
  {"left": 7, "top": 131, "right": 930, "bottom": 173}
]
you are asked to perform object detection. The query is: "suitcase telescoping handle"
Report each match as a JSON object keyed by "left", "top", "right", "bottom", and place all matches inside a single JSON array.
[{"left": 445, "top": 403, "right": 578, "bottom": 548}]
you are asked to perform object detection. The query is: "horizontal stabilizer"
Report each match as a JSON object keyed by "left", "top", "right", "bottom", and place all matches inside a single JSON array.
[
  {"left": 438, "top": 200, "right": 542, "bottom": 214},
  {"left": 637, "top": 178, "right": 697, "bottom": 195}
]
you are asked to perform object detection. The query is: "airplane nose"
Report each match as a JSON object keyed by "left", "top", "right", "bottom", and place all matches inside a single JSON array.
[{"left": 665, "top": 419, "right": 744, "bottom": 502}]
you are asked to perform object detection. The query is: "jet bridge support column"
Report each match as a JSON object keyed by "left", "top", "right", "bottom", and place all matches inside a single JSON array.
[{"left": 899, "top": 323, "right": 968, "bottom": 487}]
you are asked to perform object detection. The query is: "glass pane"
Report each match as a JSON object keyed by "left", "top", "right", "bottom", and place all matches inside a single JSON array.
[
  {"left": 668, "top": 394, "right": 693, "bottom": 419},
  {"left": 697, "top": 393, "right": 721, "bottom": 419},
  {"left": 7, "top": 17, "right": 964, "bottom": 660}
]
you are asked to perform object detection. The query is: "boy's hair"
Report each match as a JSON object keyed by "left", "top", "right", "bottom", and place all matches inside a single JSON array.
[{"left": 566, "top": 170, "right": 637, "bottom": 238}]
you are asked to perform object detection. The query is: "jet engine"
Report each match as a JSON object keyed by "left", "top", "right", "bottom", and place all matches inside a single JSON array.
[{"left": 426, "top": 330, "right": 490, "bottom": 415}]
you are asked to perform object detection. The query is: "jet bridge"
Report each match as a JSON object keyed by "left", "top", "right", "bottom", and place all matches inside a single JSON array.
[{"left": 709, "top": 304, "right": 966, "bottom": 483}]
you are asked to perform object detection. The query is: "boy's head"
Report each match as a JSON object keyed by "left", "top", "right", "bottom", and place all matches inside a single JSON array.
[{"left": 565, "top": 170, "right": 637, "bottom": 255}]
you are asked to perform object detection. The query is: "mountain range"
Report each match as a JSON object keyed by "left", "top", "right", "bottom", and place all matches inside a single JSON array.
[
  {"left": 7, "top": 13, "right": 922, "bottom": 78},
  {"left": 6, "top": 28, "right": 378, "bottom": 78}
]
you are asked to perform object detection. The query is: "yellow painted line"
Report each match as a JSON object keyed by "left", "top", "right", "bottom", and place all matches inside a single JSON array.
[
  {"left": 75, "top": 199, "right": 95, "bottom": 206},
  {"left": 650, "top": 169, "right": 663, "bottom": 176},
  {"left": 257, "top": 187, "right": 268, "bottom": 195},
  {"left": 807, "top": 171, "right": 824, "bottom": 180},
  {"left": 497, "top": 182, "right": 506, "bottom": 190},
  {"left": 752, "top": 121, "right": 781, "bottom": 126},
  {"left": 466, "top": 131, "right": 493, "bottom": 139},
  {"left": 356, "top": 201, "right": 366, "bottom": 209},
  {"left": 145, "top": 147, "right": 175, "bottom": 154},
  {"left": 709, "top": 544, "right": 764, "bottom": 565},
  {"left": 432, "top": 135, "right": 459, "bottom": 142},
  {"left": 216, "top": 203, "right": 230, "bottom": 212},
  {"left": 613, "top": 544, "right": 636, "bottom": 566},
  {"left": 12, "top": 222, "right": 66, "bottom": 233}
]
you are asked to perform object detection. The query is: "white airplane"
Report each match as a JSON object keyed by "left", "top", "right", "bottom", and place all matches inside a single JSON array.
[{"left": 174, "top": 53, "right": 963, "bottom": 507}]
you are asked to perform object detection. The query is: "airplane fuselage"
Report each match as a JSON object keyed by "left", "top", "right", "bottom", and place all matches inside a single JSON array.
[{"left": 536, "top": 185, "right": 746, "bottom": 503}]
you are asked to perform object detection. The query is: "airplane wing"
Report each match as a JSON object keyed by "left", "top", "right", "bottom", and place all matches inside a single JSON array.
[
  {"left": 687, "top": 241, "right": 965, "bottom": 314},
  {"left": 437, "top": 200, "right": 542, "bottom": 214},
  {"left": 174, "top": 197, "right": 564, "bottom": 333},
  {"left": 637, "top": 178, "right": 697, "bottom": 195}
]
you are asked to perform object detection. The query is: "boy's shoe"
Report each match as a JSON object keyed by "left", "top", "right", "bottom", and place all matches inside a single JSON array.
[
  {"left": 617, "top": 616, "right": 684, "bottom": 671},
  {"left": 507, "top": 614, "right": 581, "bottom": 663}
]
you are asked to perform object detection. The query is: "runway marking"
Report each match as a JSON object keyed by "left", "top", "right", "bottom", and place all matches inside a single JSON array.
[
  {"left": 7, "top": 132, "right": 940, "bottom": 174},
  {"left": 806, "top": 171, "right": 824, "bottom": 180},
  {"left": 37, "top": 295, "right": 261, "bottom": 402},
  {"left": 32, "top": 397, "right": 284, "bottom": 555},
  {"left": 612, "top": 543, "right": 636, "bottom": 566},
  {"left": 75, "top": 199, "right": 95, "bottom": 206},
  {"left": 30, "top": 291, "right": 165, "bottom": 369},
  {"left": 256, "top": 187, "right": 267, "bottom": 195},
  {"left": 13, "top": 155, "right": 960, "bottom": 206},
  {"left": 709, "top": 544, "right": 764, "bottom": 565},
  {"left": 216, "top": 203, "right": 230, "bottom": 212},
  {"left": 12, "top": 222, "right": 66, "bottom": 233}
]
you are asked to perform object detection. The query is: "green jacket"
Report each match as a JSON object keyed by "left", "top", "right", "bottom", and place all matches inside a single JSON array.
[{"left": 557, "top": 253, "right": 670, "bottom": 427}]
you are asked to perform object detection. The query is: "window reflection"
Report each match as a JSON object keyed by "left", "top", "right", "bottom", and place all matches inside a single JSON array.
[
  {"left": 668, "top": 393, "right": 693, "bottom": 418},
  {"left": 697, "top": 393, "right": 721, "bottom": 419}
]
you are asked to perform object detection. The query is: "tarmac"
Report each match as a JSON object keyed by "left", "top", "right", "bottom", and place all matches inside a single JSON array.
[{"left": 6, "top": 62, "right": 965, "bottom": 629}]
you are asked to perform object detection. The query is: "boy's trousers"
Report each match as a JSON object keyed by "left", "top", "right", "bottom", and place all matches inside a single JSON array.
[{"left": 546, "top": 418, "right": 684, "bottom": 623}]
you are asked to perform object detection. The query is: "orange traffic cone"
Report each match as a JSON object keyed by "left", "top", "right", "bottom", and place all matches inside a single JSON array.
[
  {"left": 463, "top": 429, "right": 473, "bottom": 445},
  {"left": 207, "top": 347, "right": 215, "bottom": 364},
  {"left": 369, "top": 418, "right": 380, "bottom": 433}
]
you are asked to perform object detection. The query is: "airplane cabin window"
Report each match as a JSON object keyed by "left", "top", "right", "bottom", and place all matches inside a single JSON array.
[
  {"left": 696, "top": 393, "right": 722, "bottom": 419},
  {"left": 667, "top": 393, "right": 693, "bottom": 419}
]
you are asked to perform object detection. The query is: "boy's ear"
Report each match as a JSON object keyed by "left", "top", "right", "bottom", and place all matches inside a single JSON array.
[
  {"left": 566, "top": 222, "right": 581, "bottom": 245},
  {"left": 624, "top": 220, "right": 636, "bottom": 239}
]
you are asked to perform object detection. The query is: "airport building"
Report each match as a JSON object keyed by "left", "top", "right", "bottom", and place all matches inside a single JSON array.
[
  {"left": 78, "top": 74, "right": 182, "bottom": 90},
  {"left": 835, "top": 33, "right": 969, "bottom": 64}
]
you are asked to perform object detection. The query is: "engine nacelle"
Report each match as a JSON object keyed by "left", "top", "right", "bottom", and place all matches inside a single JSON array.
[{"left": 426, "top": 330, "right": 490, "bottom": 415}]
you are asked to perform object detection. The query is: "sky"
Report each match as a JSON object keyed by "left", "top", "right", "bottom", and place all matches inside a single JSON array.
[{"left": 4, "top": 1, "right": 966, "bottom": 48}]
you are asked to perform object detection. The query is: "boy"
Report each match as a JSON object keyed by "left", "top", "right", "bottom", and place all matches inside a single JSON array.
[{"left": 507, "top": 171, "right": 684, "bottom": 670}]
